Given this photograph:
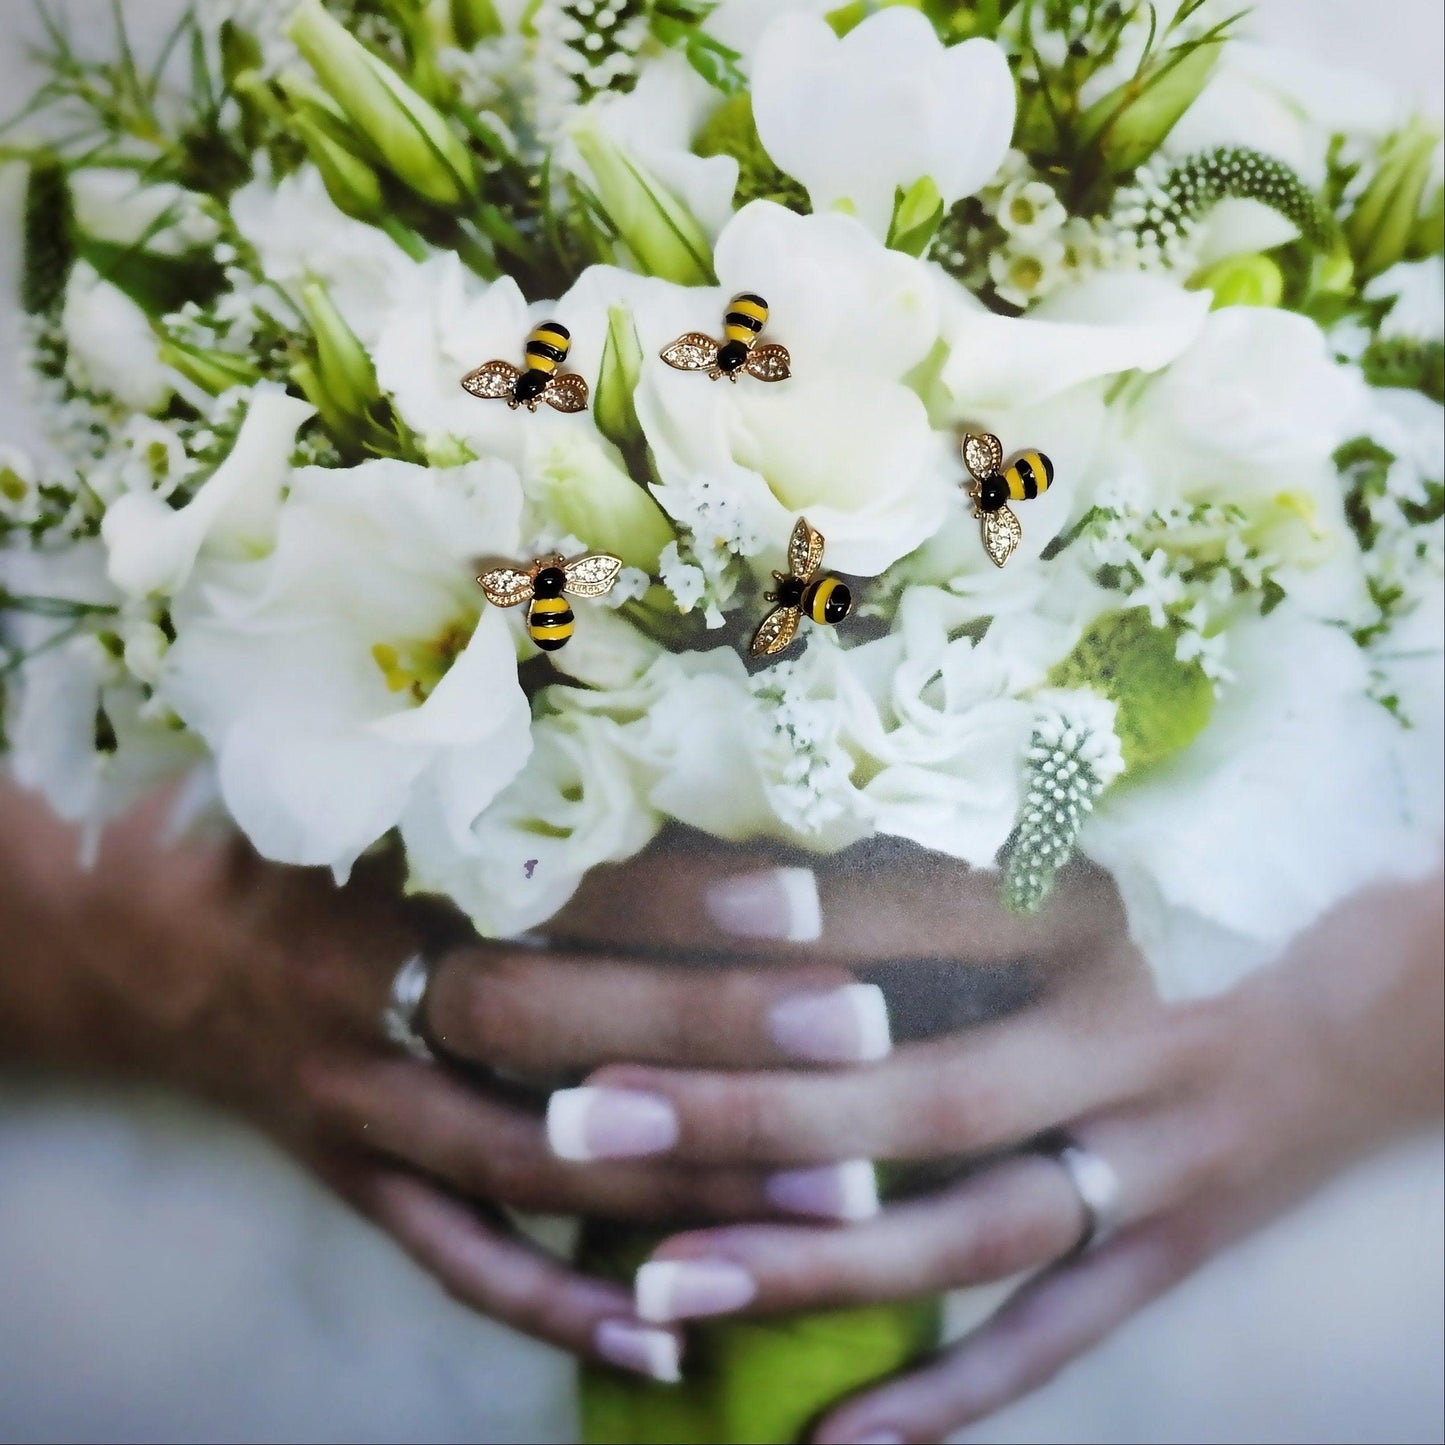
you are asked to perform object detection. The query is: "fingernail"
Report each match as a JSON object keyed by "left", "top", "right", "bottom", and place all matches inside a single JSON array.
[
  {"left": 768, "top": 983, "right": 891, "bottom": 1063},
  {"left": 546, "top": 1087, "right": 679, "bottom": 1161},
  {"left": 635, "top": 1259, "right": 757, "bottom": 1322},
  {"left": 705, "top": 866, "right": 822, "bottom": 942},
  {"left": 594, "top": 1319, "right": 682, "bottom": 1384},
  {"left": 766, "top": 1159, "right": 880, "bottom": 1221}
]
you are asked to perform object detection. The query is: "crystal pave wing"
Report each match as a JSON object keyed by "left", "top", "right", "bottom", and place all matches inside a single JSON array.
[
  {"left": 751, "top": 603, "right": 801, "bottom": 657},
  {"left": 542, "top": 372, "right": 589, "bottom": 413},
  {"left": 962, "top": 432, "right": 1004, "bottom": 483},
  {"left": 744, "top": 344, "right": 791, "bottom": 382},
  {"left": 981, "top": 506, "right": 1023, "bottom": 567},
  {"left": 477, "top": 565, "right": 536, "bottom": 608},
  {"left": 461, "top": 360, "right": 523, "bottom": 404},
  {"left": 788, "top": 517, "right": 825, "bottom": 583},
  {"left": 659, "top": 333, "right": 721, "bottom": 373},
  {"left": 561, "top": 553, "right": 623, "bottom": 597}
]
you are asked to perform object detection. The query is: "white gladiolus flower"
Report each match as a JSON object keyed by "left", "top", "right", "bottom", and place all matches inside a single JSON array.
[
  {"left": 751, "top": 9, "right": 1015, "bottom": 238},
  {"left": 102, "top": 386, "right": 316, "bottom": 599},
  {"left": 162, "top": 458, "right": 531, "bottom": 877},
  {"left": 61, "top": 264, "right": 171, "bottom": 414}
]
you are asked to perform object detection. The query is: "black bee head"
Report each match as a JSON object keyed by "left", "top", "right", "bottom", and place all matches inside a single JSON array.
[
  {"left": 533, "top": 566, "right": 567, "bottom": 598},
  {"left": 978, "top": 475, "right": 1010, "bottom": 513},
  {"left": 775, "top": 576, "right": 805, "bottom": 608}
]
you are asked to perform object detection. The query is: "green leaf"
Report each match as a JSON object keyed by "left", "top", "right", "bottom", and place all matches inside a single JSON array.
[
  {"left": 74, "top": 237, "right": 225, "bottom": 317},
  {"left": 885, "top": 175, "right": 944, "bottom": 257}
]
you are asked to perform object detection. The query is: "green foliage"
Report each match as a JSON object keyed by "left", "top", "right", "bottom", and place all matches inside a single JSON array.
[
  {"left": 21, "top": 157, "right": 74, "bottom": 318},
  {"left": 694, "top": 94, "right": 810, "bottom": 212},
  {"left": 1049, "top": 608, "right": 1214, "bottom": 772},
  {"left": 1361, "top": 337, "right": 1445, "bottom": 403}
]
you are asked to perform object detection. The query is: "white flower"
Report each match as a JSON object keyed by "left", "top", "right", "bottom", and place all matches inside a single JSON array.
[
  {"left": 751, "top": 9, "right": 1015, "bottom": 238},
  {"left": 0, "top": 445, "right": 39, "bottom": 527},
  {"left": 61, "top": 263, "right": 171, "bottom": 413},
  {"left": 1366, "top": 260, "right": 1445, "bottom": 342},
  {"left": 988, "top": 234, "right": 1068, "bottom": 308},
  {"left": 69, "top": 168, "right": 219, "bottom": 256},
  {"left": 995, "top": 179, "right": 1067, "bottom": 240},
  {"left": 162, "top": 458, "right": 531, "bottom": 877},
  {"left": 102, "top": 386, "right": 315, "bottom": 599},
  {"left": 404, "top": 702, "right": 659, "bottom": 939}
]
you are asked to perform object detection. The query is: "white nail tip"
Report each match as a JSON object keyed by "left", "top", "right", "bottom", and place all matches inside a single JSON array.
[
  {"left": 639, "top": 1330, "right": 682, "bottom": 1384},
  {"left": 847, "top": 983, "right": 892, "bottom": 1061},
  {"left": 544, "top": 1087, "right": 593, "bottom": 1161},
  {"left": 777, "top": 866, "right": 823, "bottom": 943},
  {"left": 835, "top": 1158, "right": 882, "bottom": 1221},
  {"left": 634, "top": 1260, "right": 683, "bottom": 1324}
]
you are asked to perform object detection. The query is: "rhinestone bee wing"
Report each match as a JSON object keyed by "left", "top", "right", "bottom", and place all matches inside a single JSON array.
[
  {"left": 561, "top": 553, "right": 623, "bottom": 597},
  {"left": 660, "top": 333, "right": 721, "bottom": 372},
  {"left": 543, "top": 372, "right": 590, "bottom": 413},
  {"left": 461, "top": 359, "right": 522, "bottom": 400},
  {"left": 751, "top": 604, "right": 801, "bottom": 657},
  {"left": 788, "top": 517, "right": 826, "bottom": 583},
  {"left": 744, "top": 344, "right": 791, "bottom": 383},
  {"left": 477, "top": 565, "right": 536, "bottom": 607},
  {"left": 962, "top": 432, "right": 1005, "bottom": 484},
  {"left": 981, "top": 505, "right": 1022, "bottom": 568}
]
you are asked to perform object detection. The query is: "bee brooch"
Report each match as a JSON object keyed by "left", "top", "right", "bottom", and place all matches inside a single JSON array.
[
  {"left": 478, "top": 552, "right": 622, "bottom": 652},
  {"left": 461, "top": 321, "right": 589, "bottom": 413},
  {"left": 961, "top": 432, "right": 1055, "bottom": 568},
  {"left": 661, "top": 292, "right": 791, "bottom": 384},
  {"left": 752, "top": 517, "right": 852, "bottom": 657}
]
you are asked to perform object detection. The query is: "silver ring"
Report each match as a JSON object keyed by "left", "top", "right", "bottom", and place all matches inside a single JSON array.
[
  {"left": 382, "top": 952, "right": 438, "bottom": 1062},
  {"left": 1044, "top": 1132, "right": 1122, "bottom": 1252}
]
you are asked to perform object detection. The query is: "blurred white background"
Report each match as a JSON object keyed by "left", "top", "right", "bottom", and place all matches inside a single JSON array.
[{"left": 1, "top": 2, "right": 1442, "bottom": 1441}]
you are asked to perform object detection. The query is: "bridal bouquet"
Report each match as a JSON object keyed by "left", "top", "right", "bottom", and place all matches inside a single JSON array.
[{"left": 3, "top": 0, "right": 1442, "bottom": 1438}]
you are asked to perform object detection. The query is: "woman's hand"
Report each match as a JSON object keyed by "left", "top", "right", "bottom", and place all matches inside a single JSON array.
[{"left": 545, "top": 867, "right": 1443, "bottom": 1443}]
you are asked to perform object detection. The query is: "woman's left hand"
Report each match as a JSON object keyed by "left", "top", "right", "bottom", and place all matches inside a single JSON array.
[{"left": 546, "top": 865, "right": 1443, "bottom": 1445}]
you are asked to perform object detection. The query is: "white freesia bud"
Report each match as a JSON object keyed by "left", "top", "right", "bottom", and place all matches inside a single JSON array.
[
  {"left": 61, "top": 263, "right": 171, "bottom": 414},
  {"left": 751, "top": 9, "right": 1015, "bottom": 238},
  {"left": 102, "top": 386, "right": 316, "bottom": 599}
]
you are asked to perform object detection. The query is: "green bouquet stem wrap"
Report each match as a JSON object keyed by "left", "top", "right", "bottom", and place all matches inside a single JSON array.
[{"left": 578, "top": 1220, "right": 942, "bottom": 1444}]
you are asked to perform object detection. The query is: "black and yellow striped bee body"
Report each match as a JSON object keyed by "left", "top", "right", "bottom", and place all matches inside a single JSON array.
[
  {"left": 525, "top": 566, "right": 575, "bottom": 651},
  {"left": 515, "top": 322, "right": 572, "bottom": 404},
  {"left": 752, "top": 518, "right": 853, "bottom": 657},
  {"left": 718, "top": 293, "right": 769, "bottom": 374},
  {"left": 803, "top": 574, "right": 852, "bottom": 625},
  {"left": 962, "top": 433, "right": 1057, "bottom": 568}
]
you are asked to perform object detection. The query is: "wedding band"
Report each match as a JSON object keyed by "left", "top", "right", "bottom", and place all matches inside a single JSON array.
[
  {"left": 382, "top": 952, "right": 438, "bottom": 1062},
  {"left": 1042, "top": 1130, "right": 1121, "bottom": 1252}
]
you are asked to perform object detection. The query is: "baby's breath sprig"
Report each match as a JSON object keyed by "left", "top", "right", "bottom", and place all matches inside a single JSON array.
[{"left": 1002, "top": 694, "right": 1124, "bottom": 915}]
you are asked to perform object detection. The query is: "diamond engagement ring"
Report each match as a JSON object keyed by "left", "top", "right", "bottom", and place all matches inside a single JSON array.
[
  {"left": 1041, "top": 1130, "right": 1122, "bottom": 1253},
  {"left": 382, "top": 952, "right": 438, "bottom": 1062}
]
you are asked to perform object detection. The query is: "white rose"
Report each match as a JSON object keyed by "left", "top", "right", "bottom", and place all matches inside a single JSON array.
[
  {"left": 163, "top": 457, "right": 532, "bottom": 877},
  {"left": 61, "top": 263, "right": 171, "bottom": 414}
]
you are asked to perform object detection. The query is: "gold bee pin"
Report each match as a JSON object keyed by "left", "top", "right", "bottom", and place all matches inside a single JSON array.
[
  {"left": 461, "top": 320, "right": 589, "bottom": 413},
  {"left": 661, "top": 292, "right": 791, "bottom": 383},
  {"left": 961, "top": 432, "right": 1056, "bottom": 568},
  {"left": 752, "top": 517, "right": 852, "bottom": 657},
  {"left": 477, "top": 552, "right": 622, "bottom": 653}
]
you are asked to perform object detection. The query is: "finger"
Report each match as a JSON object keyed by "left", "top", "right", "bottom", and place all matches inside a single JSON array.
[
  {"left": 309, "top": 1055, "right": 779, "bottom": 1223},
  {"left": 567, "top": 1005, "right": 1189, "bottom": 1167},
  {"left": 810, "top": 1210, "right": 1220, "bottom": 1444},
  {"left": 424, "top": 945, "right": 886, "bottom": 1072},
  {"left": 546, "top": 845, "right": 1128, "bottom": 969},
  {"left": 629, "top": 1111, "right": 1208, "bottom": 1320},
  {"left": 341, "top": 1163, "right": 684, "bottom": 1384}
]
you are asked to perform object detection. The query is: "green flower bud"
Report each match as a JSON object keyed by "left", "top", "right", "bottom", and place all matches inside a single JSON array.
[
  {"left": 1188, "top": 252, "right": 1284, "bottom": 309},
  {"left": 1345, "top": 116, "right": 1444, "bottom": 279},
  {"left": 292, "top": 107, "right": 388, "bottom": 222},
  {"left": 886, "top": 175, "right": 944, "bottom": 258},
  {"left": 1049, "top": 608, "right": 1214, "bottom": 772},
  {"left": 287, "top": 0, "right": 477, "bottom": 208},
  {"left": 570, "top": 114, "right": 715, "bottom": 285},
  {"left": 448, "top": 0, "right": 504, "bottom": 47},
  {"left": 1407, "top": 183, "right": 1444, "bottom": 261},
  {"left": 1082, "top": 41, "right": 1222, "bottom": 181},
  {"left": 298, "top": 280, "right": 380, "bottom": 420},
  {"left": 530, "top": 432, "right": 674, "bottom": 572},
  {"left": 594, "top": 305, "right": 645, "bottom": 451},
  {"left": 158, "top": 338, "right": 263, "bottom": 395}
]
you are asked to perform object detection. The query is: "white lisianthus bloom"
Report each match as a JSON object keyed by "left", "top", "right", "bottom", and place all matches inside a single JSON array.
[
  {"left": 229, "top": 164, "right": 421, "bottom": 348},
  {"left": 163, "top": 458, "right": 531, "bottom": 877},
  {"left": 1083, "top": 606, "right": 1442, "bottom": 999},
  {"left": 404, "top": 703, "right": 661, "bottom": 939},
  {"left": 61, "top": 263, "right": 171, "bottom": 413},
  {"left": 102, "top": 386, "right": 316, "bottom": 599},
  {"left": 635, "top": 204, "right": 953, "bottom": 577},
  {"left": 751, "top": 9, "right": 1014, "bottom": 238}
]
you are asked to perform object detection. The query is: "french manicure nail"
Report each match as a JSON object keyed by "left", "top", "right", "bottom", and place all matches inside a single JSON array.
[
  {"left": 766, "top": 1159, "right": 880, "bottom": 1221},
  {"left": 594, "top": 1318, "right": 682, "bottom": 1383},
  {"left": 705, "top": 866, "right": 822, "bottom": 942},
  {"left": 768, "top": 982, "right": 891, "bottom": 1063},
  {"left": 635, "top": 1259, "right": 757, "bottom": 1322},
  {"left": 546, "top": 1086, "right": 679, "bottom": 1161}
]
